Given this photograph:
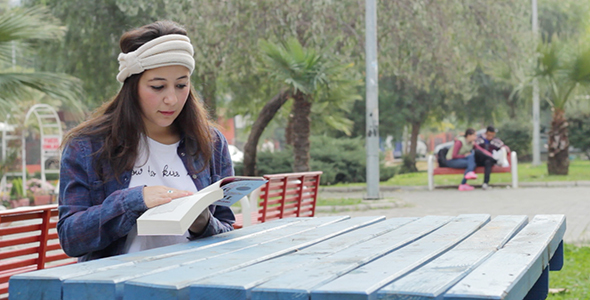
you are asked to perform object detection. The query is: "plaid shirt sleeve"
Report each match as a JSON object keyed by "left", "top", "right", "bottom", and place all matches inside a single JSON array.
[
  {"left": 57, "top": 138, "right": 148, "bottom": 258},
  {"left": 190, "top": 128, "right": 236, "bottom": 239}
]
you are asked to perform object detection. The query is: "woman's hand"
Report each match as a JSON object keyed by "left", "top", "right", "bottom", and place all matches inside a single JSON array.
[
  {"left": 189, "top": 208, "right": 211, "bottom": 236},
  {"left": 142, "top": 186, "right": 193, "bottom": 208}
]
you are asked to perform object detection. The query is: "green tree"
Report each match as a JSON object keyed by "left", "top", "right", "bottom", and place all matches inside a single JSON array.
[
  {"left": 258, "top": 38, "right": 359, "bottom": 173},
  {"left": 376, "top": 0, "right": 532, "bottom": 170},
  {"left": 534, "top": 38, "right": 590, "bottom": 175},
  {"left": 0, "top": 6, "right": 82, "bottom": 115},
  {"left": 25, "top": 0, "right": 152, "bottom": 108}
]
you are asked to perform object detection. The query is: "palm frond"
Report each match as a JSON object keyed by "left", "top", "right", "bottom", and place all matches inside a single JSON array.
[
  {"left": 536, "top": 40, "right": 560, "bottom": 78},
  {"left": 0, "top": 6, "right": 64, "bottom": 44},
  {"left": 568, "top": 48, "right": 590, "bottom": 84},
  {"left": 0, "top": 72, "right": 84, "bottom": 115}
]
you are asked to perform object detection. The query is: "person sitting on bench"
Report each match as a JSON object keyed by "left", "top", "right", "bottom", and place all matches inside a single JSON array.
[
  {"left": 474, "top": 126, "right": 507, "bottom": 190},
  {"left": 446, "top": 128, "right": 489, "bottom": 191}
]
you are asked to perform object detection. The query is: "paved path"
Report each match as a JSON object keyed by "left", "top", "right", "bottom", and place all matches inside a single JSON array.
[{"left": 317, "top": 186, "right": 590, "bottom": 246}]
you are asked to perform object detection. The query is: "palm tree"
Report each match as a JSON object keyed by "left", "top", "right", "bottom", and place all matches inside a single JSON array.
[
  {"left": 258, "top": 38, "right": 359, "bottom": 172},
  {"left": 0, "top": 6, "right": 83, "bottom": 116},
  {"left": 535, "top": 38, "right": 590, "bottom": 175}
]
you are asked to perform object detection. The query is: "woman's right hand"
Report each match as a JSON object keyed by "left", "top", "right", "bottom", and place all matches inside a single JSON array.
[{"left": 142, "top": 186, "right": 193, "bottom": 208}]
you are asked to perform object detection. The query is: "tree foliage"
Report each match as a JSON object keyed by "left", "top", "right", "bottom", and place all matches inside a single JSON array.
[
  {"left": 0, "top": 5, "right": 83, "bottom": 115},
  {"left": 25, "top": 0, "right": 152, "bottom": 107}
]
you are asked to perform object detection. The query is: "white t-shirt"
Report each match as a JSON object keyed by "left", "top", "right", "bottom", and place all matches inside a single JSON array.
[{"left": 123, "top": 136, "right": 199, "bottom": 254}]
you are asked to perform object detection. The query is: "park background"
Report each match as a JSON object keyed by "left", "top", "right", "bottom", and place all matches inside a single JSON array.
[{"left": 0, "top": 0, "right": 589, "bottom": 298}]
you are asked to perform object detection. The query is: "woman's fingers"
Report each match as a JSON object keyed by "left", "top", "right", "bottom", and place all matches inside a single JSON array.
[{"left": 142, "top": 186, "right": 193, "bottom": 208}]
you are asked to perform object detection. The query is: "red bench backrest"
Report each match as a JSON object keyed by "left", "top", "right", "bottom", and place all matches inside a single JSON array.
[
  {"left": 258, "top": 171, "right": 322, "bottom": 223},
  {"left": 0, "top": 205, "right": 75, "bottom": 299}
]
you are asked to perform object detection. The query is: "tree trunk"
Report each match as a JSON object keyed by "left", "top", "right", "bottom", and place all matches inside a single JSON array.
[
  {"left": 547, "top": 108, "right": 569, "bottom": 175},
  {"left": 242, "top": 90, "right": 291, "bottom": 176},
  {"left": 285, "top": 112, "right": 294, "bottom": 146},
  {"left": 407, "top": 121, "right": 421, "bottom": 172},
  {"left": 291, "top": 91, "right": 312, "bottom": 172},
  {"left": 200, "top": 72, "right": 217, "bottom": 120}
]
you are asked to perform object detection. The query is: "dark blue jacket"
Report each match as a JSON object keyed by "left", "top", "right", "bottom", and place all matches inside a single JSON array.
[{"left": 57, "top": 128, "right": 235, "bottom": 261}]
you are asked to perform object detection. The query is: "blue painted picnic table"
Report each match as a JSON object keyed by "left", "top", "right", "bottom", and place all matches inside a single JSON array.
[{"left": 10, "top": 214, "right": 565, "bottom": 300}]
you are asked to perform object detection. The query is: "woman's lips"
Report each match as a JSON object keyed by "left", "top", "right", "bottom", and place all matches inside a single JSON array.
[{"left": 160, "top": 111, "right": 175, "bottom": 116}]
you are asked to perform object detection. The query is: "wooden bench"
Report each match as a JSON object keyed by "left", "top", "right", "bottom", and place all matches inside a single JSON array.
[
  {"left": 428, "top": 146, "right": 518, "bottom": 190},
  {"left": 233, "top": 171, "right": 322, "bottom": 229},
  {"left": 0, "top": 205, "right": 75, "bottom": 300}
]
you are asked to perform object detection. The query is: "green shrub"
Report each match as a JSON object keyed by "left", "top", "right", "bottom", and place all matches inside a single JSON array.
[
  {"left": 247, "top": 136, "right": 394, "bottom": 185},
  {"left": 233, "top": 162, "right": 244, "bottom": 176},
  {"left": 309, "top": 136, "right": 366, "bottom": 185},
  {"left": 569, "top": 114, "right": 590, "bottom": 159},
  {"left": 380, "top": 164, "right": 397, "bottom": 181},
  {"left": 498, "top": 120, "right": 532, "bottom": 159},
  {"left": 33, "top": 172, "right": 59, "bottom": 181},
  {"left": 255, "top": 148, "right": 294, "bottom": 176}
]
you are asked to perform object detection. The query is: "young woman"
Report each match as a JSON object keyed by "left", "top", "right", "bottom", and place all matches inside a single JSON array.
[
  {"left": 57, "top": 21, "right": 235, "bottom": 261},
  {"left": 445, "top": 128, "right": 479, "bottom": 191}
]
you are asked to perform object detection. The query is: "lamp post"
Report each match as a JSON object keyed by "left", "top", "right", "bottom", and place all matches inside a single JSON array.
[
  {"left": 365, "top": 0, "right": 380, "bottom": 199},
  {"left": 532, "top": 0, "right": 541, "bottom": 166}
]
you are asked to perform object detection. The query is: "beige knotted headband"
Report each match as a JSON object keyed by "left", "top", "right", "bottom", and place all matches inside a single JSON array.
[{"left": 116, "top": 34, "right": 195, "bottom": 83}]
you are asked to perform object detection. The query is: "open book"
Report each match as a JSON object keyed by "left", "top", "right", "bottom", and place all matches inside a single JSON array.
[{"left": 137, "top": 176, "right": 267, "bottom": 236}]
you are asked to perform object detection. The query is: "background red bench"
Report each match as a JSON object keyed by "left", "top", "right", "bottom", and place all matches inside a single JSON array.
[
  {"left": 0, "top": 205, "right": 75, "bottom": 300},
  {"left": 427, "top": 146, "right": 518, "bottom": 190},
  {"left": 234, "top": 171, "right": 322, "bottom": 229}
]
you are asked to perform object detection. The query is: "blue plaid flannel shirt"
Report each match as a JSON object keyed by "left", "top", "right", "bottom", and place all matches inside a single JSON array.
[{"left": 57, "top": 128, "right": 235, "bottom": 261}]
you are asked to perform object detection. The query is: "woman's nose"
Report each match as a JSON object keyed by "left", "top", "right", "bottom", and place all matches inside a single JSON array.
[{"left": 163, "top": 89, "right": 178, "bottom": 105}]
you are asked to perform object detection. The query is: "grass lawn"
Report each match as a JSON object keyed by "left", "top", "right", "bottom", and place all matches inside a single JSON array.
[
  {"left": 548, "top": 244, "right": 590, "bottom": 299},
  {"left": 385, "top": 160, "right": 590, "bottom": 186},
  {"left": 316, "top": 197, "right": 363, "bottom": 206}
]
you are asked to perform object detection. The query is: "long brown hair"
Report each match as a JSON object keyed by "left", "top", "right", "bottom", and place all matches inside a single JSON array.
[{"left": 63, "top": 21, "right": 213, "bottom": 180}]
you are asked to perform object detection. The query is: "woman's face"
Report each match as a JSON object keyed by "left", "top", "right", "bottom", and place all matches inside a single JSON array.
[
  {"left": 466, "top": 133, "right": 476, "bottom": 143},
  {"left": 137, "top": 65, "right": 191, "bottom": 136}
]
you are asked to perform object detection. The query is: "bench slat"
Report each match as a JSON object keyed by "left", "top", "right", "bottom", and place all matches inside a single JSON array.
[
  {"left": 377, "top": 215, "right": 528, "bottom": 299},
  {"left": 60, "top": 216, "right": 357, "bottom": 300},
  {"left": 0, "top": 258, "right": 38, "bottom": 274},
  {"left": 307, "top": 214, "right": 491, "bottom": 300},
  {"left": 0, "top": 246, "right": 40, "bottom": 261},
  {"left": 250, "top": 215, "right": 457, "bottom": 300},
  {"left": 0, "top": 235, "right": 42, "bottom": 249},
  {"left": 0, "top": 223, "right": 42, "bottom": 236},
  {"left": 190, "top": 217, "right": 417, "bottom": 300},
  {"left": 443, "top": 215, "right": 566, "bottom": 300}
]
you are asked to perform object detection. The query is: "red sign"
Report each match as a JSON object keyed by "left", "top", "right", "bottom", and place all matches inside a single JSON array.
[{"left": 42, "top": 137, "right": 60, "bottom": 150}]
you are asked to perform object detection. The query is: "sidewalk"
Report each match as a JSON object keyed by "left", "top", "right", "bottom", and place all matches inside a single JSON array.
[{"left": 316, "top": 184, "right": 590, "bottom": 246}]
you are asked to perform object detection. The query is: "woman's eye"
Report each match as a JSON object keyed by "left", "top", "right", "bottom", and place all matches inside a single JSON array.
[
  {"left": 151, "top": 85, "right": 164, "bottom": 91},
  {"left": 176, "top": 84, "right": 187, "bottom": 89}
]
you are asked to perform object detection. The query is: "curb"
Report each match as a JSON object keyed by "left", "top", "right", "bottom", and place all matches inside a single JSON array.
[
  {"left": 319, "top": 181, "right": 590, "bottom": 193},
  {"left": 315, "top": 200, "right": 404, "bottom": 213}
]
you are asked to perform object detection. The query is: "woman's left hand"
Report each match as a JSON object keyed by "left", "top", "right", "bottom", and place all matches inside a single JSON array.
[{"left": 189, "top": 208, "right": 211, "bottom": 236}]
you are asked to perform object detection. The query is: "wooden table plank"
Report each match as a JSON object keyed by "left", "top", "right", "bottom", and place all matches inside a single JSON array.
[
  {"left": 7, "top": 217, "right": 316, "bottom": 300},
  {"left": 376, "top": 215, "right": 529, "bottom": 299},
  {"left": 308, "top": 214, "right": 491, "bottom": 300},
  {"left": 249, "top": 215, "right": 460, "bottom": 300},
  {"left": 189, "top": 217, "right": 419, "bottom": 300},
  {"left": 443, "top": 215, "right": 566, "bottom": 300},
  {"left": 114, "top": 216, "right": 383, "bottom": 300}
]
